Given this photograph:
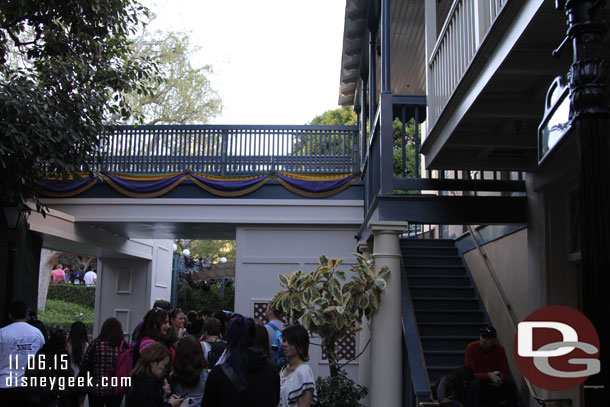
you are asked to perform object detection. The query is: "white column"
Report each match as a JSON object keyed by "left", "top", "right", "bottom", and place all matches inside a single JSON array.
[
  {"left": 357, "top": 240, "right": 372, "bottom": 407},
  {"left": 369, "top": 221, "right": 407, "bottom": 407}
]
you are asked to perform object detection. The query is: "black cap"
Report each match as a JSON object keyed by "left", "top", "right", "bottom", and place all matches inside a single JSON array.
[{"left": 480, "top": 326, "right": 497, "bottom": 339}]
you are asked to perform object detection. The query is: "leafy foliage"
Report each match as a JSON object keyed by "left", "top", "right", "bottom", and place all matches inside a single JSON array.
[
  {"left": 38, "top": 299, "right": 94, "bottom": 333},
  {"left": 177, "top": 279, "right": 234, "bottom": 316},
  {"left": 392, "top": 117, "right": 418, "bottom": 178},
  {"left": 122, "top": 30, "right": 222, "bottom": 125},
  {"left": 316, "top": 371, "right": 368, "bottom": 407},
  {"left": 309, "top": 107, "right": 357, "bottom": 126},
  {"left": 47, "top": 284, "right": 96, "bottom": 309},
  {"left": 271, "top": 254, "right": 389, "bottom": 376},
  {"left": 0, "top": 0, "right": 158, "bottom": 208}
]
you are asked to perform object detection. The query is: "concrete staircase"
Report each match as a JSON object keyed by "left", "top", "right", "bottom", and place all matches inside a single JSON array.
[{"left": 401, "top": 238, "right": 489, "bottom": 385}]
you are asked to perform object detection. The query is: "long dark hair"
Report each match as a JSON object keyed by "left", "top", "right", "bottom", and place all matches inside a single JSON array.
[
  {"left": 98, "top": 317, "right": 124, "bottom": 347},
  {"left": 140, "top": 308, "right": 168, "bottom": 342},
  {"left": 171, "top": 336, "right": 206, "bottom": 388},
  {"left": 226, "top": 314, "right": 256, "bottom": 382},
  {"left": 69, "top": 321, "right": 88, "bottom": 366}
]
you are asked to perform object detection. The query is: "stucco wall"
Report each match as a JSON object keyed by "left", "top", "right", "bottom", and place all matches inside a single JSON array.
[
  {"left": 235, "top": 226, "right": 360, "bottom": 381},
  {"left": 463, "top": 229, "right": 529, "bottom": 401}
]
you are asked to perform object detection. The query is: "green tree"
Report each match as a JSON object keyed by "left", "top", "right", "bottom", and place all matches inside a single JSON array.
[
  {"left": 392, "top": 118, "right": 418, "bottom": 178},
  {"left": 123, "top": 30, "right": 222, "bottom": 125},
  {"left": 0, "top": 0, "right": 157, "bottom": 209},
  {"left": 309, "top": 106, "right": 356, "bottom": 126}
]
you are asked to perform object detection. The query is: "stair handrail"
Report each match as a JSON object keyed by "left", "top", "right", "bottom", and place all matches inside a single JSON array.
[
  {"left": 401, "top": 254, "right": 433, "bottom": 404},
  {"left": 464, "top": 224, "right": 573, "bottom": 406}
]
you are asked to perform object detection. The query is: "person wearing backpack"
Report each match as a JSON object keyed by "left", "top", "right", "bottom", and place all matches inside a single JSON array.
[
  {"left": 264, "top": 305, "right": 285, "bottom": 368},
  {"left": 80, "top": 317, "right": 126, "bottom": 407},
  {"left": 200, "top": 317, "right": 226, "bottom": 368}
]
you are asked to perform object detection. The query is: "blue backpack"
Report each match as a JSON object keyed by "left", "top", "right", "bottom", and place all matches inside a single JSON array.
[{"left": 266, "top": 322, "right": 285, "bottom": 368}]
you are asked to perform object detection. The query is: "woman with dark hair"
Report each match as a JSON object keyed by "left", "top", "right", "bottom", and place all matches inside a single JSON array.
[
  {"left": 201, "top": 314, "right": 279, "bottom": 407},
  {"left": 128, "top": 342, "right": 183, "bottom": 407},
  {"left": 169, "top": 336, "right": 208, "bottom": 405},
  {"left": 139, "top": 308, "right": 171, "bottom": 354},
  {"left": 278, "top": 325, "right": 318, "bottom": 407},
  {"left": 68, "top": 321, "right": 89, "bottom": 407},
  {"left": 68, "top": 321, "right": 89, "bottom": 377},
  {"left": 25, "top": 325, "right": 74, "bottom": 407},
  {"left": 80, "top": 317, "right": 127, "bottom": 407},
  {"left": 168, "top": 308, "right": 187, "bottom": 348},
  {"left": 254, "top": 320, "right": 271, "bottom": 358}
]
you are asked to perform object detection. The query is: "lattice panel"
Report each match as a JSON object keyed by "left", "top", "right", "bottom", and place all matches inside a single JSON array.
[
  {"left": 322, "top": 335, "right": 356, "bottom": 361},
  {"left": 253, "top": 302, "right": 268, "bottom": 322}
]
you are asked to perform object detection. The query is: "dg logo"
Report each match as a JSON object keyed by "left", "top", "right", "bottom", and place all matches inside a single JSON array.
[{"left": 513, "top": 305, "right": 600, "bottom": 391}]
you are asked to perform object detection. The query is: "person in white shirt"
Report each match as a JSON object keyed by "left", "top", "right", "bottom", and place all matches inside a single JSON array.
[
  {"left": 0, "top": 300, "right": 45, "bottom": 403},
  {"left": 83, "top": 269, "right": 97, "bottom": 286}
]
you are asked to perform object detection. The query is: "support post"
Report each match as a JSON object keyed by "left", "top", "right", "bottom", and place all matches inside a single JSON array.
[
  {"left": 369, "top": 221, "right": 408, "bottom": 407},
  {"left": 559, "top": 0, "right": 609, "bottom": 402},
  {"left": 357, "top": 240, "right": 373, "bottom": 407}
]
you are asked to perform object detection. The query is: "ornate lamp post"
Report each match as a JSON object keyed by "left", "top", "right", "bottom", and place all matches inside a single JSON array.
[{"left": 557, "top": 0, "right": 609, "bottom": 401}]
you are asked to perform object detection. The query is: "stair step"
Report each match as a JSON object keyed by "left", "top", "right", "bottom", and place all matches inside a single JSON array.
[
  {"left": 418, "top": 322, "right": 487, "bottom": 336},
  {"left": 427, "top": 365, "right": 459, "bottom": 384},
  {"left": 421, "top": 336, "right": 478, "bottom": 351},
  {"left": 412, "top": 297, "right": 480, "bottom": 310},
  {"left": 407, "top": 275, "right": 471, "bottom": 287},
  {"left": 410, "top": 286, "right": 475, "bottom": 298},
  {"left": 405, "top": 255, "right": 462, "bottom": 266},
  {"left": 415, "top": 310, "right": 484, "bottom": 323},
  {"left": 424, "top": 350, "right": 465, "bottom": 366},
  {"left": 405, "top": 265, "right": 466, "bottom": 276},
  {"left": 400, "top": 239, "right": 456, "bottom": 248},
  {"left": 402, "top": 246, "right": 458, "bottom": 256}
]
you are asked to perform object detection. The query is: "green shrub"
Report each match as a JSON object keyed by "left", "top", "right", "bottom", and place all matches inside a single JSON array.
[
  {"left": 177, "top": 280, "right": 234, "bottom": 316},
  {"left": 316, "top": 371, "right": 368, "bottom": 407},
  {"left": 47, "top": 284, "right": 96, "bottom": 308},
  {"left": 38, "top": 299, "right": 94, "bottom": 333}
]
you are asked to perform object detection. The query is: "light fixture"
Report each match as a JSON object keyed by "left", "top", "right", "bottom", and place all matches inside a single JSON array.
[
  {"left": 183, "top": 249, "right": 190, "bottom": 257},
  {"left": 172, "top": 243, "right": 178, "bottom": 252},
  {"left": 220, "top": 257, "right": 227, "bottom": 263}
]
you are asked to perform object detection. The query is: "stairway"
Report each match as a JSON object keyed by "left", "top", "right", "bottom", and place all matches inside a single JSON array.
[{"left": 401, "top": 238, "right": 489, "bottom": 386}]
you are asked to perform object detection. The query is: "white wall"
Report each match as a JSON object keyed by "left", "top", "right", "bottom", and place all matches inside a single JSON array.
[
  {"left": 93, "top": 240, "right": 173, "bottom": 339},
  {"left": 235, "top": 226, "right": 360, "bottom": 381}
]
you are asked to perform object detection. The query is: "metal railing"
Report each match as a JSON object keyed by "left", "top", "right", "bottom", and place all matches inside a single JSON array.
[
  {"left": 428, "top": 0, "right": 509, "bottom": 128},
  {"left": 96, "top": 125, "right": 360, "bottom": 175}
]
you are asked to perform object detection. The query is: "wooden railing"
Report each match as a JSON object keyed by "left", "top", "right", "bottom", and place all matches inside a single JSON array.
[
  {"left": 427, "top": 0, "right": 509, "bottom": 128},
  {"left": 97, "top": 125, "right": 360, "bottom": 175}
]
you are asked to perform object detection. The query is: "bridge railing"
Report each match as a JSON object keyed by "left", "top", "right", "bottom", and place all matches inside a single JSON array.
[{"left": 97, "top": 125, "right": 360, "bottom": 175}]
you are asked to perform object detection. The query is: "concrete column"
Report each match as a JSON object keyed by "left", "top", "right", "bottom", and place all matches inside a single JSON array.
[
  {"left": 369, "top": 221, "right": 407, "bottom": 407},
  {"left": 357, "top": 240, "right": 372, "bottom": 407}
]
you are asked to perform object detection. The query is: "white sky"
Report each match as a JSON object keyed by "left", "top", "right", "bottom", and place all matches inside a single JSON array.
[{"left": 141, "top": 0, "right": 346, "bottom": 125}]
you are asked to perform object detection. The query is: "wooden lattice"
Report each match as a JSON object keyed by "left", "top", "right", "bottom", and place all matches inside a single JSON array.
[
  {"left": 322, "top": 335, "right": 356, "bottom": 361},
  {"left": 253, "top": 302, "right": 268, "bottom": 322}
]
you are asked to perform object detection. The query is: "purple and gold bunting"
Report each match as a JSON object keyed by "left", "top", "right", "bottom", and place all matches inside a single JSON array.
[{"left": 40, "top": 171, "right": 359, "bottom": 198}]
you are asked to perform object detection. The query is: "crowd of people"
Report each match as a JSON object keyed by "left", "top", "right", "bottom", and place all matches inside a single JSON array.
[
  {"left": 0, "top": 299, "right": 318, "bottom": 407},
  {"left": 50, "top": 264, "right": 97, "bottom": 286}
]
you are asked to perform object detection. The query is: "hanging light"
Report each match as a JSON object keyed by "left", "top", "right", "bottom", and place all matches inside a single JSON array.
[{"left": 183, "top": 249, "right": 190, "bottom": 257}]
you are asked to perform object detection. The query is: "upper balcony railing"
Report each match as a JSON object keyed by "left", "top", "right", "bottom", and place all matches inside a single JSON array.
[
  {"left": 428, "top": 0, "right": 508, "bottom": 129},
  {"left": 96, "top": 125, "right": 360, "bottom": 175}
]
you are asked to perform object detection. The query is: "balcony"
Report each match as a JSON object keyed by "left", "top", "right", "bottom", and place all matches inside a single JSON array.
[{"left": 97, "top": 124, "right": 360, "bottom": 175}]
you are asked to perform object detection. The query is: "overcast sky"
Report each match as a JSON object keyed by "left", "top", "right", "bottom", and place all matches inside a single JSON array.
[{"left": 141, "top": 0, "right": 346, "bottom": 125}]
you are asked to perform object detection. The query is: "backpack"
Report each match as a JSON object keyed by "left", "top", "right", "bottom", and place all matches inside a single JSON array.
[
  {"left": 110, "top": 340, "right": 135, "bottom": 395},
  {"left": 266, "top": 322, "right": 285, "bottom": 368},
  {"left": 204, "top": 339, "right": 227, "bottom": 367}
]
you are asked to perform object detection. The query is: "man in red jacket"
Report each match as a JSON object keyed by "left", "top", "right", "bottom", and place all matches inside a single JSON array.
[{"left": 465, "top": 326, "right": 518, "bottom": 407}]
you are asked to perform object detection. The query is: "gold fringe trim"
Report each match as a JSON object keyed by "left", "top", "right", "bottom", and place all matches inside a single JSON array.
[
  {"left": 101, "top": 174, "right": 187, "bottom": 198},
  {"left": 187, "top": 174, "right": 270, "bottom": 197}
]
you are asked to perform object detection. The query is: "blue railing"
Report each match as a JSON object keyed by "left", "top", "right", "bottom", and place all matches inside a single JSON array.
[{"left": 97, "top": 125, "right": 360, "bottom": 175}]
